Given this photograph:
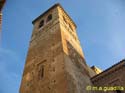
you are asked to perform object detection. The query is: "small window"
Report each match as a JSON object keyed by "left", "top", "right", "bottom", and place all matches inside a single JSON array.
[
  {"left": 39, "top": 20, "right": 44, "bottom": 28},
  {"left": 38, "top": 65, "right": 44, "bottom": 79},
  {"left": 40, "top": 65, "right": 44, "bottom": 78},
  {"left": 46, "top": 14, "right": 52, "bottom": 22}
]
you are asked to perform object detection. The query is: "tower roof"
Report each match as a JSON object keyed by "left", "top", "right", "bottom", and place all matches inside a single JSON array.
[{"left": 32, "top": 3, "right": 77, "bottom": 28}]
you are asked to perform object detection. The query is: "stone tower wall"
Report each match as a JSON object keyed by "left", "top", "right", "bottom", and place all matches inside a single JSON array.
[{"left": 20, "top": 4, "right": 93, "bottom": 93}]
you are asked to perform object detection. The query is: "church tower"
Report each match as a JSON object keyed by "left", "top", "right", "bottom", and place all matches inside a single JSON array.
[{"left": 20, "top": 3, "right": 93, "bottom": 93}]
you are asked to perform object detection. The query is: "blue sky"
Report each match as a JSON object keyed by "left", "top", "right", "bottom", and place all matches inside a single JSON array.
[{"left": 0, "top": 0, "right": 125, "bottom": 93}]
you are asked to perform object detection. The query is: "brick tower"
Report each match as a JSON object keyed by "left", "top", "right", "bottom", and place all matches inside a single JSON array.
[{"left": 20, "top": 3, "right": 93, "bottom": 93}]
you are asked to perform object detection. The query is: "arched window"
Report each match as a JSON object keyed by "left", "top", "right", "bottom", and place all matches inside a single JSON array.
[
  {"left": 46, "top": 14, "right": 52, "bottom": 22},
  {"left": 39, "top": 20, "right": 44, "bottom": 28}
]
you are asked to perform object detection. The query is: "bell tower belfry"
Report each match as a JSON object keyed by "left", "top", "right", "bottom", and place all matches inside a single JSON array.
[{"left": 20, "top": 3, "right": 93, "bottom": 93}]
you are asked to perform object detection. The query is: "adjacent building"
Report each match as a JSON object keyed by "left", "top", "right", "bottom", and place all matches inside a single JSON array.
[
  {"left": 0, "top": 0, "right": 5, "bottom": 28},
  {"left": 0, "top": 0, "right": 5, "bottom": 43},
  {"left": 91, "top": 59, "right": 125, "bottom": 93}
]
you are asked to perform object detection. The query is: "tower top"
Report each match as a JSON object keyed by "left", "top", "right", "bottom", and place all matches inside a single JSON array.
[{"left": 32, "top": 3, "right": 77, "bottom": 28}]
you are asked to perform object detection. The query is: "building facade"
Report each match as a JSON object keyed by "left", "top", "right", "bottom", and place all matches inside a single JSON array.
[
  {"left": 0, "top": 0, "right": 5, "bottom": 25},
  {"left": 0, "top": 0, "right": 5, "bottom": 43}
]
